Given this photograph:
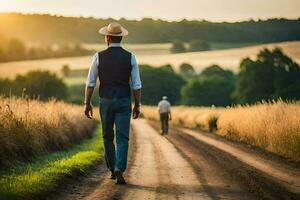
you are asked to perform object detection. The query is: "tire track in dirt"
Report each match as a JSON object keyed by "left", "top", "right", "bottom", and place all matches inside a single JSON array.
[
  {"left": 179, "top": 127, "right": 300, "bottom": 199},
  {"left": 115, "top": 119, "right": 159, "bottom": 200},
  {"left": 148, "top": 120, "right": 300, "bottom": 200},
  {"left": 127, "top": 119, "right": 256, "bottom": 200},
  {"left": 123, "top": 119, "right": 207, "bottom": 200},
  {"left": 148, "top": 121, "right": 258, "bottom": 200}
]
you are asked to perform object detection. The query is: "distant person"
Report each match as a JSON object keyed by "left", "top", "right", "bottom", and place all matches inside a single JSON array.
[
  {"left": 158, "top": 96, "right": 172, "bottom": 135},
  {"left": 84, "top": 22, "right": 142, "bottom": 184}
]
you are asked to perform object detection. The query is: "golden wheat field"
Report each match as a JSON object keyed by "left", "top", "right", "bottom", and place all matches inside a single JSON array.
[
  {"left": 0, "top": 97, "right": 96, "bottom": 166},
  {"left": 0, "top": 41, "right": 299, "bottom": 78},
  {"left": 142, "top": 101, "right": 300, "bottom": 161}
]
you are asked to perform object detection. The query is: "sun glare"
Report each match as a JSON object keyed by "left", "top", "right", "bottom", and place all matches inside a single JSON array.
[
  {"left": 0, "top": 0, "right": 20, "bottom": 12},
  {"left": 0, "top": 0, "right": 299, "bottom": 22}
]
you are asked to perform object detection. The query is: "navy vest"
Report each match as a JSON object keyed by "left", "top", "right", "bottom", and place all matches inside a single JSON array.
[{"left": 98, "top": 47, "right": 132, "bottom": 98}]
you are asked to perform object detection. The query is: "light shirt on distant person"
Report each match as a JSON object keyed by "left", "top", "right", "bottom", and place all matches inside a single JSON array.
[
  {"left": 158, "top": 100, "right": 171, "bottom": 114},
  {"left": 86, "top": 43, "right": 142, "bottom": 90}
]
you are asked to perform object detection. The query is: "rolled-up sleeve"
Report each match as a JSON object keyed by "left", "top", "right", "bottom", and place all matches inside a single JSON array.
[
  {"left": 86, "top": 53, "right": 98, "bottom": 87},
  {"left": 131, "top": 53, "right": 142, "bottom": 90}
]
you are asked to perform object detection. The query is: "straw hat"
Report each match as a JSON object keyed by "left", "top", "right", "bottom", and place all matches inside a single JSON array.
[{"left": 99, "top": 22, "right": 128, "bottom": 36}]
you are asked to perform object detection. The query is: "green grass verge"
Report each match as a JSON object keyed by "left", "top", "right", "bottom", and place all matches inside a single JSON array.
[{"left": 0, "top": 126, "right": 103, "bottom": 200}]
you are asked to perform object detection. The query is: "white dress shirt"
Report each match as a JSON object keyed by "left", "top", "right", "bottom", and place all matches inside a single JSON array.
[
  {"left": 86, "top": 43, "right": 142, "bottom": 90},
  {"left": 158, "top": 100, "right": 171, "bottom": 114}
]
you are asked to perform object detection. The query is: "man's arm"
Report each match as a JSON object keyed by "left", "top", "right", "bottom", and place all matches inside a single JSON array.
[
  {"left": 132, "top": 89, "right": 141, "bottom": 119},
  {"left": 84, "top": 87, "right": 94, "bottom": 119},
  {"left": 84, "top": 53, "right": 98, "bottom": 119},
  {"left": 131, "top": 53, "right": 142, "bottom": 119}
]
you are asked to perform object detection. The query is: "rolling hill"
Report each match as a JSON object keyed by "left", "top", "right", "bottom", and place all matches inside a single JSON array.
[{"left": 0, "top": 41, "right": 299, "bottom": 78}]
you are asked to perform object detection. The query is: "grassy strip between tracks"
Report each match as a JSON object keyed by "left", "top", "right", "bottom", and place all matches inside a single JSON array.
[{"left": 0, "top": 126, "right": 103, "bottom": 200}]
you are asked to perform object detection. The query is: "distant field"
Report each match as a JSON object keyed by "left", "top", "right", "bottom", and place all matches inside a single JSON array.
[
  {"left": 0, "top": 41, "right": 299, "bottom": 78},
  {"left": 138, "top": 41, "right": 300, "bottom": 72},
  {"left": 209, "top": 42, "right": 259, "bottom": 50},
  {"left": 83, "top": 43, "right": 172, "bottom": 55},
  {"left": 82, "top": 42, "right": 258, "bottom": 54}
]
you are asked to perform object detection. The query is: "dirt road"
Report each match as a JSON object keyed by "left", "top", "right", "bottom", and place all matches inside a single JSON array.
[{"left": 55, "top": 119, "right": 300, "bottom": 200}]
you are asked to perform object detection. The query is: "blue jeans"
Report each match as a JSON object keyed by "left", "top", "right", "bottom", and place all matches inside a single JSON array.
[{"left": 99, "top": 97, "right": 132, "bottom": 172}]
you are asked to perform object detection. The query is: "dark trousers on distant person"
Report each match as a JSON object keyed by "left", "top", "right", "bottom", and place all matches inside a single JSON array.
[
  {"left": 99, "top": 97, "right": 132, "bottom": 172},
  {"left": 160, "top": 112, "right": 169, "bottom": 134}
]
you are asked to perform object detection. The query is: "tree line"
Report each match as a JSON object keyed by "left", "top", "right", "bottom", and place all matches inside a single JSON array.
[
  {"left": 140, "top": 47, "right": 300, "bottom": 106},
  {"left": 0, "top": 48, "right": 299, "bottom": 106},
  {"left": 0, "top": 13, "right": 299, "bottom": 44}
]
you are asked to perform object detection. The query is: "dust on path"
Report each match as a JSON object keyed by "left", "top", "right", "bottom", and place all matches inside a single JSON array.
[
  {"left": 54, "top": 119, "right": 299, "bottom": 200},
  {"left": 81, "top": 119, "right": 257, "bottom": 200}
]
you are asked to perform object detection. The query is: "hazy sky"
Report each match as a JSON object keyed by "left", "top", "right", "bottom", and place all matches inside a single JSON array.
[{"left": 0, "top": 0, "right": 299, "bottom": 22}]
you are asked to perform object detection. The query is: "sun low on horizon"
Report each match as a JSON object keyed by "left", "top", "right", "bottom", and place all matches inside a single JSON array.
[{"left": 0, "top": 0, "right": 299, "bottom": 22}]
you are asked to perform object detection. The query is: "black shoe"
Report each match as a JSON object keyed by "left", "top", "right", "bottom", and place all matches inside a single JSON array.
[
  {"left": 110, "top": 171, "right": 116, "bottom": 180},
  {"left": 114, "top": 170, "right": 126, "bottom": 184}
]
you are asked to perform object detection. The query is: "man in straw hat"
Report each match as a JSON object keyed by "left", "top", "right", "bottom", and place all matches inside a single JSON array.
[{"left": 84, "top": 22, "right": 142, "bottom": 184}]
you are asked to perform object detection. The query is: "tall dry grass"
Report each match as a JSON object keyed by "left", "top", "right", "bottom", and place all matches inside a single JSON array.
[
  {"left": 142, "top": 101, "right": 300, "bottom": 161},
  {"left": 0, "top": 96, "right": 96, "bottom": 167}
]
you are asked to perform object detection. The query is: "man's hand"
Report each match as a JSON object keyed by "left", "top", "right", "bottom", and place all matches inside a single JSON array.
[
  {"left": 84, "top": 104, "right": 93, "bottom": 119},
  {"left": 84, "top": 87, "right": 94, "bottom": 119},
  {"left": 132, "top": 89, "right": 141, "bottom": 119},
  {"left": 132, "top": 105, "right": 140, "bottom": 119}
]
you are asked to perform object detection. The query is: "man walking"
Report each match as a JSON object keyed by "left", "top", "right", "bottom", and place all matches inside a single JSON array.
[
  {"left": 158, "top": 96, "right": 171, "bottom": 135},
  {"left": 84, "top": 22, "right": 142, "bottom": 184}
]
